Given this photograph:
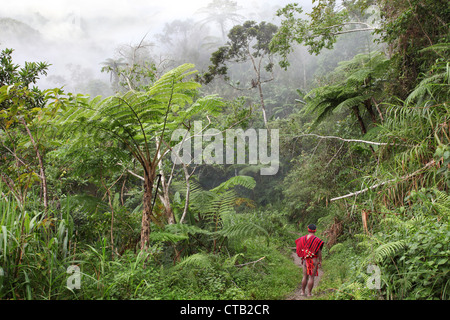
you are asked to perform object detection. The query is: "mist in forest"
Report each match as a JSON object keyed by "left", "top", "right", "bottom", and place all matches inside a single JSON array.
[{"left": 0, "top": 0, "right": 311, "bottom": 96}]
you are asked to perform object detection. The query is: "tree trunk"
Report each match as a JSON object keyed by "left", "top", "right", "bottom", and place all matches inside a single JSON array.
[
  {"left": 156, "top": 139, "right": 175, "bottom": 224},
  {"left": 352, "top": 105, "right": 367, "bottom": 135},
  {"left": 0, "top": 172, "right": 23, "bottom": 207},
  {"left": 257, "top": 81, "right": 269, "bottom": 129},
  {"left": 371, "top": 97, "right": 384, "bottom": 123},
  {"left": 158, "top": 183, "right": 175, "bottom": 224},
  {"left": 140, "top": 172, "right": 153, "bottom": 251},
  {"left": 364, "top": 99, "right": 377, "bottom": 123},
  {"left": 179, "top": 164, "right": 192, "bottom": 224},
  {"left": 352, "top": 105, "right": 378, "bottom": 158},
  {"left": 21, "top": 119, "right": 48, "bottom": 212},
  {"left": 247, "top": 44, "right": 269, "bottom": 129}
]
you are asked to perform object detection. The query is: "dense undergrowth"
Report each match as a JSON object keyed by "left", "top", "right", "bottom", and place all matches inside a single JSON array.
[
  {"left": 313, "top": 188, "right": 449, "bottom": 300},
  {"left": 0, "top": 193, "right": 299, "bottom": 300}
]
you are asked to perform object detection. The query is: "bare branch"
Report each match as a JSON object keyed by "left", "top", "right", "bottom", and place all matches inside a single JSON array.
[
  {"left": 322, "top": 21, "right": 375, "bottom": 30},
  {"left": 329, "top": 27, "right": 375, "bottom": 36},
  {"left": 291, "top": 133, "right": 390, "bottom": 146},
  {"left": 235, "top": 256, "right": 266, "bottom": 267},
  {"left": 330, "top": 160, "right": 436, "bottom": 202},
  {"left": 117, "top": 162, "right": 145, "bottom": 181}
]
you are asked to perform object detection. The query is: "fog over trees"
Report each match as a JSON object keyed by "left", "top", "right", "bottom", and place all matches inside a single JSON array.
[{"left": 1, "top": 1, "right": 305, "bottom": 93}]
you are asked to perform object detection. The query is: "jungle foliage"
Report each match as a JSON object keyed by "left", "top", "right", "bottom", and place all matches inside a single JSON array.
[{"left": 0, "top": 0, "right": 449, "bottom": 300}]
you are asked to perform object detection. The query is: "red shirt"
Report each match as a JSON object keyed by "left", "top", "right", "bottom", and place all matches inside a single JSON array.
[{"left": 295, "top": 234, "right": 324, "bottom": 259}]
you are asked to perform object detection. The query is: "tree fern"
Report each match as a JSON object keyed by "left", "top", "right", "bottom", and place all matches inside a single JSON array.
[
  {"left": 203, "top": 189, "right": 238, "bottom": 231},
  {"left": 218, "top": 220, "right": 269, "bottom": 242},
  {"left": 405, "top": 60, "right": 449, "bottom": 107},
  {"left": 58, "top": 64, "right": 200, "bottom": 161},
  {"left": 54, "top": 63, "right": 224, "bottom": 250},
  {"left": 405, "top": 43, "right": 449, "bottom": 106},
  {"left": 188, "top": 180, "right": 216, "bottom": 216},
  {"left": 149, "top": 230, "right": 189, "bottom": 244},
  {"left": 210, "top": 175, "right": 256, "bottom": 193},
  {"left": 375, "top": 54, "right": 449, "bottom": 199},
  {"left": 173, "top": 175, "right": 258, "bottom": 254},
  {"left": 189, "top": 175, "right": 256, "bottom": 222},
  {"left": 303, "top": 52, "right": 390, "bottom": 133},
  {"left": 335, "top": 95, "right": 369, "bottom": 112},
  {"left": 175, "top": 252, "right": 213, "bottom": 269}
]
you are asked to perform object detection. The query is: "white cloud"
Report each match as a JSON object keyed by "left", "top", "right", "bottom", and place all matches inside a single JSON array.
[{"left": 1, "top": 0, "right": 307, "bottom": 92}]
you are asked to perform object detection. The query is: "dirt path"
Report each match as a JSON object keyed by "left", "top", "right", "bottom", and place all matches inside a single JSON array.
[{"left": 286, "top": 252, "right": 323, "bottom": 300}]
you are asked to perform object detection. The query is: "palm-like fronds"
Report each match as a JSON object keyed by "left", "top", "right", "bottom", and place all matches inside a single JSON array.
[
  {"left": 175, "top": 252, "right": 213, "bottom": 269},
  {"left": 210, "top": 175, "right": 256, "bottom": 193},
  {"left": 304, "top": 51, "right": 390, "bottom": 130},
  {"left": 218, "top": 220, "right": 268, "bottom": 241},
  {"left": 372, "top": 240, "right": 407, "bottom": 263},
  {"left": 59, "top": 64, "right": 200, "bottom": 164},
  {"left": 404, "top": 54, "right": 449, "bottom": 107},
  {"left": 376, "top": 53, "right": 450, "bottom": 196},
  {"left": 58, "top": 63, "right": 225, "bottom": 176},
  {"left": 187, "top": 176, "right": 257, "bottom": 234},
  {"left": 53, "top": 64, "right": 225, "bottom": 250}
]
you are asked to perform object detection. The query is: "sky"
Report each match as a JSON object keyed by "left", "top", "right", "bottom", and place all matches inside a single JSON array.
[
  {"left": 2, "top": 0, "right": 212, "bottom": 42},
  {"left": 1, "top": 0, "right": 302, "bottom": 43},
  {"left": 0, "top": 0, "right": 308, "bottom": 92}
]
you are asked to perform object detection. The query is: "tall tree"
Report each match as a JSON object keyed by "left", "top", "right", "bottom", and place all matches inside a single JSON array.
[
  {"left": 269, "top": 1, "right": 379, "bottom": 69},
  {"left": 155, "top": 19, "right": 213, "bottom": 70},
  {"left": 58, "top": 64, "right": 223, "bottom": 251},
  {"left": 100, "top": 57, "right": 127, "bottom": 91},
  {"left": 270, "top": 0, "right": 449, "bottom": 95},
  {"left": 0, "top": 48, "right": 66, "bottom": 212},
  {"left": 200, "top": 21, "right": 278, "bottom": 129},
  {"left": 196, "top": 0, "right": 244, "bottom": 41}
]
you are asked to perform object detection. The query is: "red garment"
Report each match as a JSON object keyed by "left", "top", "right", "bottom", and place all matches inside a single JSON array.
[{"left": 295, "top": 235, "right": 324, "bottom": 276}]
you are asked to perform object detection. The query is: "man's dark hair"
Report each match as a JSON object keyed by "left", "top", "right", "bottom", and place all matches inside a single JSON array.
[{"left": 308, "top": 224, "right": 316, "bottom": 231}]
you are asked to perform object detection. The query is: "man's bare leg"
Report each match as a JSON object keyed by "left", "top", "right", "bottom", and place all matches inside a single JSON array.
[
  {"left": 307, "top": 275, "right": 315, "bottom": 296},
  {"left": 301, "top": 260, "right": 308, "bottom": 296},
  {"left": 307, "top": 258, "right": 319, "bottom": 296}
]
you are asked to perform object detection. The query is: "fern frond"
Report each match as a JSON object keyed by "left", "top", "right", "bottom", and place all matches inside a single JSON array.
[
  {"left": 223, "top": 253, "right": 244, "bottom": 268},
  {"left": 175, "top": 252, "right": 212, "bottom": 269},
  {"left": 335, "top": 95, "right": 367, "bottom": 112},
  {"left": 149, "top": 230, "right": 188, "bottom": 243},
  {"left": 433, "top": 190, "right": 450, "bottom": 217},
  {"left": 164, "top": 223, "right": 214, "bottom": 237},
  {"left": 181, "top": 95, "right": 224, "bottom": 119},
  {"left": 373, "top": 240, "right": 406, "bottom": 263},
  {"left": 189, "top": 182, "right": 216, "bottom": 214},
  {"left": 204, "top": 189, "right": 237, "bottom": 218},
  {"left": 210, "top": 175, "right": 256, "bottom": 193},
  {"left": 218, "top": 220, "right": 269, "bottom": 241}
]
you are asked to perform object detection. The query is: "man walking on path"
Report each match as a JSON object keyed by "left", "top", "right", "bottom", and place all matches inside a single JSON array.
[{"left": 295, "top": 224, "right": 324, "bottom": 296}]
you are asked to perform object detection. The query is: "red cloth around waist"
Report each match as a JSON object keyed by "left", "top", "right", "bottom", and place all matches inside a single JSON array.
[{"left": 295, "top": 235, "right": 324, "bottom": 276}]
